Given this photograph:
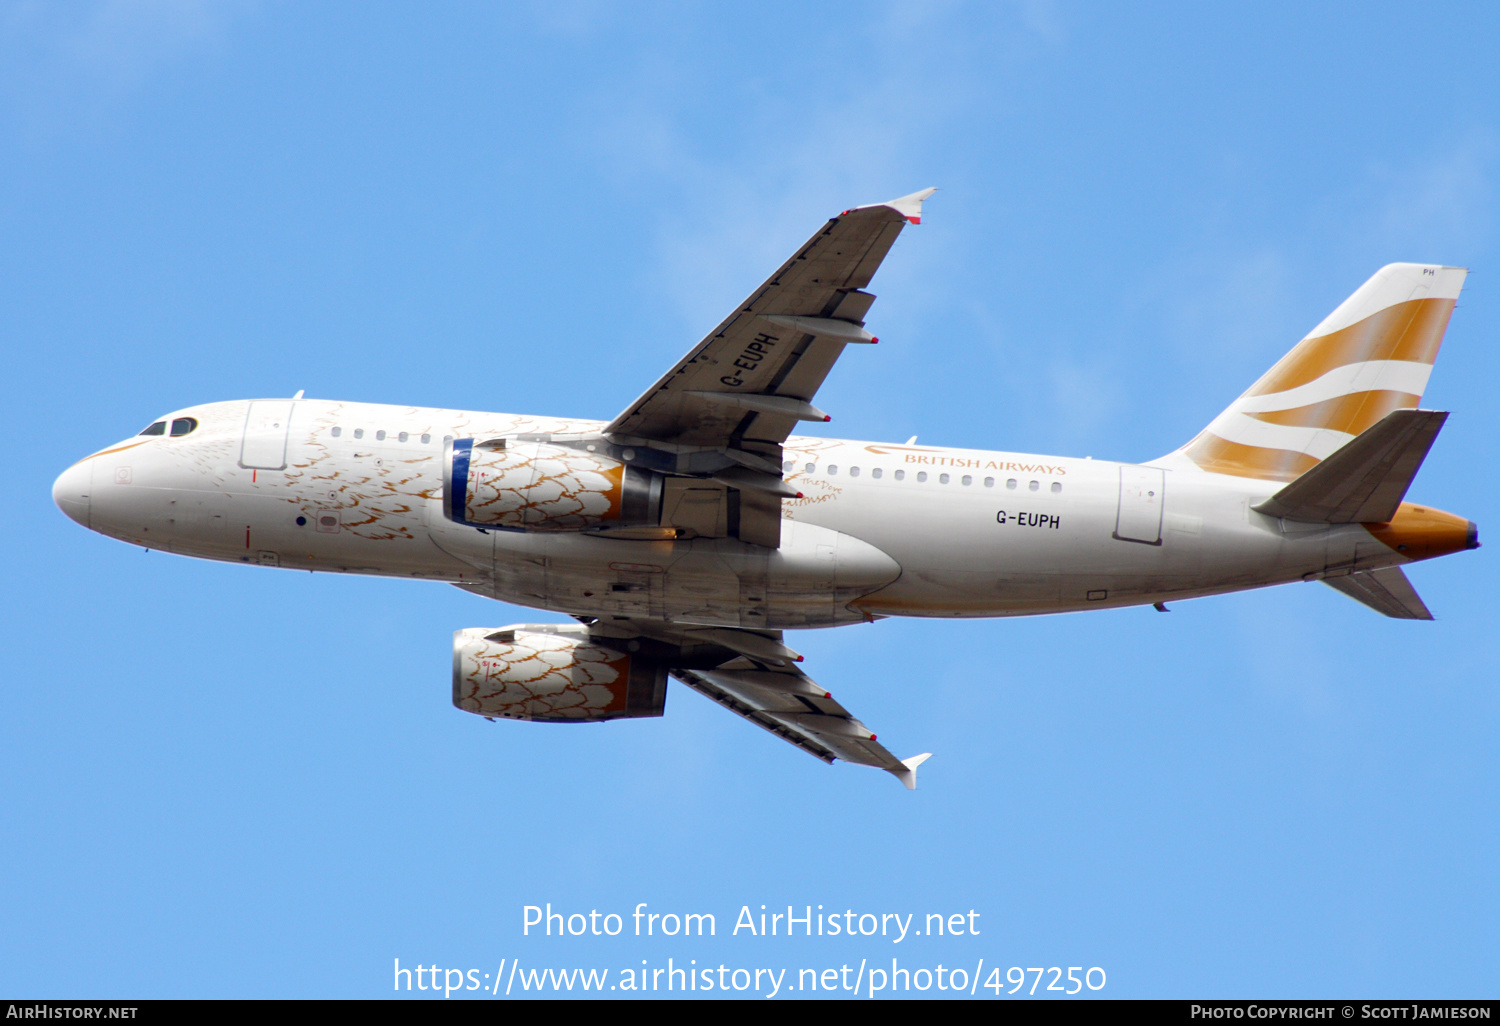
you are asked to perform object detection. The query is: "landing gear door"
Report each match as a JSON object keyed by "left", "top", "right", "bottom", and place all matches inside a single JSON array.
[
  {"left": 1114, "top": 465, "right": 1164, "bottom": 545},
  {"left": 240, "top": 400, "right": 296, "bottom": 470}
]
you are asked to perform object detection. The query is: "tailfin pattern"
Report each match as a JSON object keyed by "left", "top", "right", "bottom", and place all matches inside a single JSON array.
[{"left": 1176, "top": 264, "right": 1466, "bottom": 482}]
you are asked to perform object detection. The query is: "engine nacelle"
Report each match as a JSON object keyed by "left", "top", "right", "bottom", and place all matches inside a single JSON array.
[
  {"left": 443, "top": 438, "right": 659, "bottom": 532},
  {"left": 452, "top": 625, "right": 667, "bottom": 722}
]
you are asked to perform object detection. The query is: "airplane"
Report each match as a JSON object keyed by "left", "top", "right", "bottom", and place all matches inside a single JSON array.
[{"left": 52, "top": 188, "right": 1478, "bottom": 788}]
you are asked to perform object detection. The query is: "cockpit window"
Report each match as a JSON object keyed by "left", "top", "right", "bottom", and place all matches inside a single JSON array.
[
  {"left": 139, "top": 421, "right": 167, "bottom": 436},
  {"left": 170, "top": 417, "right": 199, "bottom": 437}
]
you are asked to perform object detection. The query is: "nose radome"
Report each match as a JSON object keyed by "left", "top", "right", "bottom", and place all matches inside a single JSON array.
[{"left": 52, "top": 461, "right": 92, "bottom": 529}]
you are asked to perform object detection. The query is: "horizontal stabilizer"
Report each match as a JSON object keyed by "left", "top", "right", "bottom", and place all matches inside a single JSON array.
[
  {"left": 1322, "top": 567, "right": 1434, "bottom": 620},
  {"left": 1253, "top": 409, "right": 1446, "bottom": 523}
]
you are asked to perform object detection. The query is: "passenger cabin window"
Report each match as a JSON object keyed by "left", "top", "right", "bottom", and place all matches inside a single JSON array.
[
  {"left": 170, "top": 417, "right": 198, "bottom": 436},
  {"left": 138, "top": 421, "right": 166, "bottom": 436},
  {"left": 331, "top": 427, "right": 342, "bottom": 438}
]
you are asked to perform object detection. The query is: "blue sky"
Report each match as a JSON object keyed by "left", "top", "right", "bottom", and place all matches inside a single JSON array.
[{"left": 3, "top": 1, "right": 1496, "bottom": 999}]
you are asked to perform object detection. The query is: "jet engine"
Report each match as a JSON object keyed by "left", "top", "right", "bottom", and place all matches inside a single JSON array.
[
  {"left": 442, "top": 438, "right": 660, "bottom": 531},
  {"left": 452, "top": 625, "right": 667, "bottom": 722}
]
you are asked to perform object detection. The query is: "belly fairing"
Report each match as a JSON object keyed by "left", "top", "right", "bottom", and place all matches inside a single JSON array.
[{"left": 463, "top": 519, "right": 901, "bottom": 630}]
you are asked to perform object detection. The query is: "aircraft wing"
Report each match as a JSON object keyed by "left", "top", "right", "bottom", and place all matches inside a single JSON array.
[
  {"left": 672, "top": 664, "right": 931, "bottom": 789},
  {"left": 596, "top": 619, "right": 930, "bottom": 787},
  {"left": 614, "top": 621, "right": 931, "bottom": 788},
  {"left": 604, "top": 188, "right": 936, "bottom": 455}
]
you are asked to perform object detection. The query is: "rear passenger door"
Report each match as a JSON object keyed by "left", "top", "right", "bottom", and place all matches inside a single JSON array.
[{"left": 1113, "top": 465, "right": 1164, "bottom": 545}]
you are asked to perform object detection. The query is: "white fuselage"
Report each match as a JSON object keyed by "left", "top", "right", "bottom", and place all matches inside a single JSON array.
[{"left": 54, "top": 398, "right": 1404, "bottom": 629}]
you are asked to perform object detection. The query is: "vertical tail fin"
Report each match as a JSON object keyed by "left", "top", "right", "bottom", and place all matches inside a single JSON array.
[{"left": 1170, "top": 263, "right": 1466, "bottom": 482}]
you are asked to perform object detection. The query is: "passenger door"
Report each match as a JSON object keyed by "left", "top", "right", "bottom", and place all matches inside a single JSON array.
[
  {"left": 239, "top": 400, "right": 296, "bottom": 470},
  {"left": 1114, "top": 465, "right": 1164, "bottom": 545}
]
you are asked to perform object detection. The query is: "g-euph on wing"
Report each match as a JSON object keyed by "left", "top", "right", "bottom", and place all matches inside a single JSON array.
[
  {"left": 606, "top": 187, "right": 935, "bottom": 450},
  {"left": 603, "top": 189, "right": 935, "bottom": 547},
  {"left": 611, "top": 620, "right": 932, "bottom": 789}
]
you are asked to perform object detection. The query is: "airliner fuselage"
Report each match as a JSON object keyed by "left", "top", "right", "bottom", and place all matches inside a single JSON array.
[{"left": 52, "top": 397, "right": 1471, "bottom": 628}]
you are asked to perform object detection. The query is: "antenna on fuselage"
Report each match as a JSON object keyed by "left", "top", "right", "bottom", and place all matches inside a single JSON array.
[
  {"left": 292, "top": 389, "right": 305, "bottom": 400},
  {"left": 905, "top": 435, "right": 918, "bottom": 446}
]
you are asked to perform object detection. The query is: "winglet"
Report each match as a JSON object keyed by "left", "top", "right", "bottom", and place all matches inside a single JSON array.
[
  {"left": 854, "top": 187, "right": 938, "bottom": 224},
  {"left": 893, "top": 752, "right": 933, "bottom": 790}
]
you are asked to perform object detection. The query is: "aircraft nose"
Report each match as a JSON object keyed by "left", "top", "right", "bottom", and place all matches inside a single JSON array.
[{"left": 52, "top": 460, "right": 92, "bottom": 529}]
